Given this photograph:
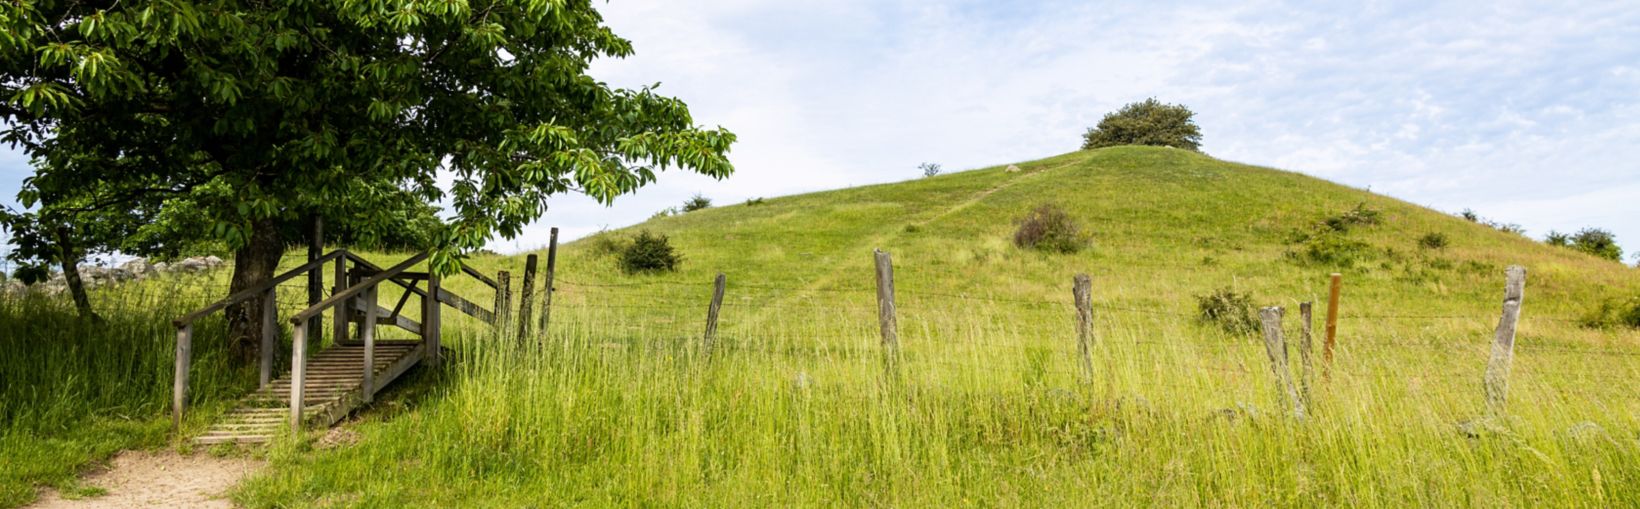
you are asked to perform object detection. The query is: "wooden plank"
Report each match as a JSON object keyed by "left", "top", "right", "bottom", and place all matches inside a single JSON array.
[
  {"left": 1298, "top": 302, "right": 1314, "bottom": 406},
  {"left": 1484, "top": 266, "right": 1527, "bottom": 417},
  {"left": 362, "top": 286, "right": 377, "bottom": 404},
  {"left": 292, "top": 252, "right": 428, "bottom": 324},
  {"left": 494, "top": 271, "right": 511, "bottom": 329},
  {"left": 175, "top": 249, "right": 347, "bottom": 327},
  {"left": 307, "top": 216, "right": 324, "bottom": 344},
  {"left": 462, "top": 265, "right": 499, "bottom": 289},
  {"left": 260, "top": 286, "right": 277, "bottom": 389},
  {"left": 290, "top": 326, "right": 308, "bottom": 432},
  {"left": 333, "top": 257, "right": 349, "bottom": 344},
  {"left": 436, "top": 288, "right": 494, "bottom": 324},
  {"left": 427, "top": 273, "right": 442, "bottom": 366}
]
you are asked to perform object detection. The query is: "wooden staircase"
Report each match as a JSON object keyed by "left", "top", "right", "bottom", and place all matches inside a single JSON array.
[
  {"left": 173, "top": 249, "right": 505, "bottom": 446},
  {"left": 194, "top": 341, "right": 425, "bottom": 444}
]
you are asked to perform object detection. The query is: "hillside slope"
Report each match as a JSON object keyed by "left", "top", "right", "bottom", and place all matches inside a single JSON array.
[{"left": 237, "top": 146, "right": 1640, "bottom": 507}]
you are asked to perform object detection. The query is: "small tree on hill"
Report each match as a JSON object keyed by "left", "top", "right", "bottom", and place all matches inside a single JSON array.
[
  {"left": 1568, "top": 228, "right": 1623, "bottom": 262},
  {"left": 919, "top": 162, "right": 942, "bottom": 178},
  {"left": 682, "top": 194, "right": 712, "bottom": 212},
  {"left": 1082, "top": 99, "right": 1202, "bottom": 151}
]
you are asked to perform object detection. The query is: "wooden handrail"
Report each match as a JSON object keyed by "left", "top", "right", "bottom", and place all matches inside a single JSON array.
[
  {"left": 346, "top": 252, "right": 495, "bottom": 324},
  {"left": 462, "top": 265, "right": 499, "bottom": 289},
  {"left": 173, "top": 249, "right": 348, "bottom": 328},
  {"left": 291, "top": 252, "right": 429, "bottom": 324}
]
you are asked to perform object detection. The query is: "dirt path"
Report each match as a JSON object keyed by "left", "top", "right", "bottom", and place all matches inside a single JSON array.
[{"left": 30, "top": 450, "right": 262, "bottom": 509}]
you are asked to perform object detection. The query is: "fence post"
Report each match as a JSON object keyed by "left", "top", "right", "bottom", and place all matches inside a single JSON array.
[
  {"left": 260, "top": 286, "right": 277, "bottom": 388},
  {"left": 539, "top": 227, "right": 559, "bottom": 335},
  {"left": 704, "top": 273, "right": 726, "bottom": 356},
  {"left": 1323, "top": 273, "right": 1342, "bottom": 380},
  {"left": 1072, "top": 274, "right": 1095, "bottom": 383},
  {"left": 873, "top": 249, "right": 899, "bottom": 376},
  {"left": 1298, "top": 302, "right": 1314, "bottom": 407},
  {"left": 1484, "top": 265, "right": 1527, "bottom": 417},
  {"left": 495, "top": 270, "right": 512, "bottom": 332},
  {"left": 517, "top": 254, "right": 538, "bottom": 340},
  {"left": 1259, "top": 307, "right": 1306, "bottom": 419},
  {"left": 172, "top": 325, "right": 192, "bottom": 431}
]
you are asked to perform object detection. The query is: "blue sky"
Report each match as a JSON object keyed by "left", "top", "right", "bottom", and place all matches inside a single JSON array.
[{"left": 4, "top": 0, "right": 1638, "bottom": 260}]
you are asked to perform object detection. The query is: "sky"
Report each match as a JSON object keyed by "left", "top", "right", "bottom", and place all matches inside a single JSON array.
[{"left": 3, "top": 0, "right": 1638, "bottom": 260}]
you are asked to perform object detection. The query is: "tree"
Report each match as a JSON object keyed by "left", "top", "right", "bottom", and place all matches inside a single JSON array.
[
  {"left": 918, "top": 162, "right": 942, "bottom": 178},
  {"left": 1081, "top": 98, "right": 1202, "bottom": 151},
  {"left": 681, "top": 194, "right": 711, "bottom": 212},
  {"left": 2, "top": 1, "right": 735, "bottom": 362},
  {"left": 1566, "top": 228, "right": 1623, "bottom": 262}
]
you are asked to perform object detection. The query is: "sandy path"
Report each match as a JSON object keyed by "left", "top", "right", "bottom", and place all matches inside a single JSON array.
[{"left": 29, "top": 450, "right": 262, "bottom": 508}]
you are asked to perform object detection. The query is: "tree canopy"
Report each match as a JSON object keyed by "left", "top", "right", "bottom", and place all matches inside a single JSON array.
[
  {"left": 1081, "top": 98, "right": 1202, "bottom": 151},
  {"left": 1, "top": 0, "right": 735, "bottom": 358},
  {"left": 1, "top": 0, "right": 736, "bottom": 271}
]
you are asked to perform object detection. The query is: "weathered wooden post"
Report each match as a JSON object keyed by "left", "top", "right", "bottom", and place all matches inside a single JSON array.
[
  {"left": 873, "top": 249, "right": 900, "bottom": 376},
  {"left": 332, "top": 255, "right": 349, "bottom": 343},
  {"left": 290, "top": 325, "right": 307, "bottom": 432},
  {"left": 1484, "top": 265, "right": 1527, "bottom": 417},
  {"left": 703, "top": 273, "right": 727, "bottom": 356},
  {"left": 1298, "top": 302, "right": 1315, "bottom": 407},
  {"left": 517, "top": 254, "right": 538, "bottom": 340},
  {"left": 260, "top": 286, "right": 278, "bottom": 388},
  {"left": 1323, "top": 273, "right": 1342, "bottom": 380},
  {"left": 307, "top": 216, "right": 324, "bottom": 341},
  {"left": 539, "top": 227, "right": 559, "bottom": 335},
  {"left": 172, "top": 325, "right": 192, "bottom": 431},
  {"left": 1072, "top": 274, "right": 1095, "bottom": 383},
  {"left": 362, "top": 285, "right": 378, "bottom": 403},
  {"left": 426, "top": 271, "right": 443, "bottom": 366},
  {"left": 1259, "top": 307, "right": 1306, "bottom": 419},
  {"left": 495, "top": 271, "right": 512, "bottom": 333}
]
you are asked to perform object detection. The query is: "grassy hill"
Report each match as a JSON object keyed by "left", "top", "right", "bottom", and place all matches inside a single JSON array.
[{"left": 7, "top": 146, "right": 1640, "bottom": 507}]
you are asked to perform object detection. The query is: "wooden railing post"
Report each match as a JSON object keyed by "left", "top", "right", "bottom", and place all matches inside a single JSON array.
[
  {"left": 260, "top": 286, "right": 277, "bottom": 388},
  {"left": 1298, "top": 302, "right": 1315, "bottom": 407},
  {"left": 332, "top": 255, "right": 348, "bottom": 344},
  {"left": 1484, "top": 266, "right": 1527, "bottom": 417},
  {"left": 307, "top": 216, "right": 324, "bottom": 342},
  {"left": 539, "top": 227, "right": 559, "bottom": 335},
  {"left": 703, "top": 273, "right": 726, "bottom": 356},
  {"left": 426, "top": 271, "right": 442, "bottom": 366},
  {"left": 873, "top": 249, "right": 899, "bottom": 376},
  {"left": 290, "top": 325, "right": 307, "bottom": 432},
  {"left": 1072, "top": 274, "right": 1095, "bottom": 383},
  {"left": 172, "top": 325, "right": 192, "bottom": 431},
  {"left": 362, "top": 285, "right": 377, "bottom": 402}
]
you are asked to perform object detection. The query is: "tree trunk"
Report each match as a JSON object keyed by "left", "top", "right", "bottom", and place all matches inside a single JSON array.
[
  {"left": 226, "top": 218, "right": 285, "bottom": 365},
  {"left": 54, "top": 227, "right": 96, "bottom": 320}
]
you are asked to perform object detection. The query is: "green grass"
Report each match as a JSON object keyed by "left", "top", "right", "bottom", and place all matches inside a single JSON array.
[{"left": 8, "top": 146, "right": 1640, "bottom": 506}]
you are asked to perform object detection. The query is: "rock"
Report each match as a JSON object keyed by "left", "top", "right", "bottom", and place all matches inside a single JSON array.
[
  {"left": 204, "top": 255, "right": 225, "bottom": 268},
  {"left": 1005, "top": 164, "right": 1022, "bottom": 173},
  {"left": 2, "top": 279, "right": 25, "bottom": 295},
  {"left": 152, "top": 261, "right": 170, "bottom": 273},
  {"left": 121, "top": 258, "right": 153, "bottom": 277},
  {"left": 174, "top": 258, "right": 211, "bottom": 274}
]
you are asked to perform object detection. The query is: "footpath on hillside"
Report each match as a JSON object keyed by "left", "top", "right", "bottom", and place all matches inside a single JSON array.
[{"left": 29, "top": 451, "right": 260, "bottom": 509}]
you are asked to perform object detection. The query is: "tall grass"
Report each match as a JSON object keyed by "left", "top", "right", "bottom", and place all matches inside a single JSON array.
[
  {"left": 236, "top": 273, "right": 1640, "bottom": 507},
  {"left": 0, "top": 276, "right": 253, "bottom": 507}
]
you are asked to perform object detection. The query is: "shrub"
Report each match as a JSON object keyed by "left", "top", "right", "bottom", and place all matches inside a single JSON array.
[
  {"left": 589, "top": 232, "right": 626, "bottom": 258},
  {"left": 1545, "top": 231, "right": 1571, "bottom": 247},
  {"left": 1418, "top": 232, "right": 1449, "bottom": 250},
  {"left": 744, "top": 197, "right": 765, "bottom": 206},
  {"left": 682, "top": 194, "right": 712, "bottom": 212},
  {"left": 619, "top": 230, "right": 681, "bottom": 274},
  {"left": 1081, "top": 98, "right": 1202, "bottom": 151},
  {"left": 1322, "top": 203, "right": 1381, "bottom": 233},
  {"left": 919, "top": 162, "right": 942, "bottom": 178},
  {"left": 1292, "top": 234, "right": 1371, "bottom": 267},
  {"left": 1568, "top": 228, "right": 1623, "bottom": 262},
  {"left": 1013, "top": 204, "right": 1087, "bottom": 253},
  {"left": 1580, "top": 296, "right": 1640, "bottom": 330},
  {"left": 1458, "top": 208, "right": 1526, "bottom": 236},
  {"left": 650, "top": 206, "right": 679, "bottom": 220},
  {"left": 1196, "top": 287, "right": 1259, "bottom": 334}
]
